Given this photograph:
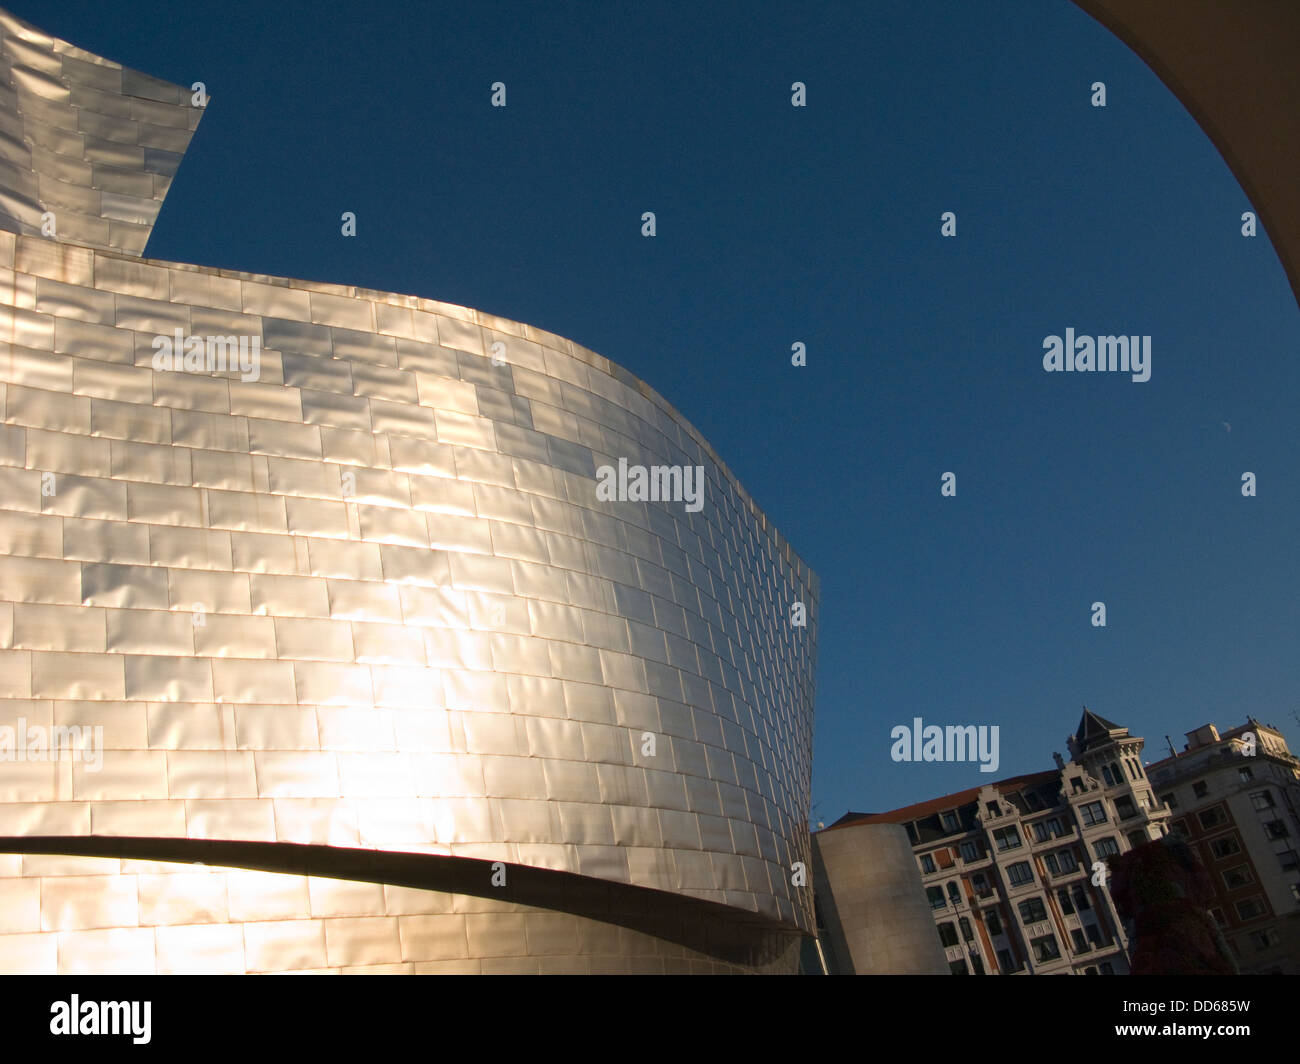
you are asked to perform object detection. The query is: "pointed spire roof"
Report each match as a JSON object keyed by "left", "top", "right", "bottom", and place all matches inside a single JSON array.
[
  {"left": 1068, "top": 706, "right": 1131, "bottom": 758},
  {"left": 1077, "top": 707, "right": 1121, "bottom": 738}
]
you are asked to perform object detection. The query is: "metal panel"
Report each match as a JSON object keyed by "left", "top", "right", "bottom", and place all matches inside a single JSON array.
[{"left": 0, "top": 4, "right": 817, "bottom": 976}]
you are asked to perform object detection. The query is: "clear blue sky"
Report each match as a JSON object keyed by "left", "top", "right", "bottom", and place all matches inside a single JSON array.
[{"left": 17, "top": 0, "right": 1300, "bottom": 821}]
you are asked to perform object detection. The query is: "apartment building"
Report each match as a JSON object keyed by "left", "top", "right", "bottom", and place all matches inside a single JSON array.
[
  {"left": 1146, "top": 719, "right": 1300, "bottom": 974},
  {"left": 818, "top": 710, "right": 1172, "bottom": 974}
]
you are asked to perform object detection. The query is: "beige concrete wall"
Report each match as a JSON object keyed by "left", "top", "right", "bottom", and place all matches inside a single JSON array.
[{"left": 813, "top": 823, "right": 947, "bottom": 974}]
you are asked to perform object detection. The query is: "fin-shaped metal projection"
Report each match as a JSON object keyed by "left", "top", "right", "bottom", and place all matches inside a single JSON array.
[{"left": 0, "top": 7, "right": 201, "bottom": 255}]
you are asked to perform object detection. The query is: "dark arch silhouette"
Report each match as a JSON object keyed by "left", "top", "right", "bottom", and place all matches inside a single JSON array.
[{"left": 1072, "top": 0, "right": 1300, "bottom": 310}]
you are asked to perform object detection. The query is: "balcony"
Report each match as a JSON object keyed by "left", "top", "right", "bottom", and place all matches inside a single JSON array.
[{"left": 1029, "top": 833, "right": 1075, "bottom": 853}]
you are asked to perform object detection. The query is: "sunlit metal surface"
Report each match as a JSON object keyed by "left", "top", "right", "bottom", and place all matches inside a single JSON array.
[
  {"left": 0, "top": 7, "right": 818, "bottom": 973},
  {"left": 0, "top": 8, "right": 200, "bottom": 256}
]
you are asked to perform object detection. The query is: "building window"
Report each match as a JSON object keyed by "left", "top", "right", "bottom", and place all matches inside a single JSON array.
[
  {"left": 1239, "top": 766, "right": 1254, "bottom": 782},
  {"left": 994, "top": 826, "right": 1022, "bottom": 852},
  {"left": 1101, "top": 764, "right": 1115, "bottom": 787},
  {"left": 905, "top": 821, "right": 919, "bottom": 845},
  {"left": 1044, "top": 853, "right": 1060, "bottom": 876},
  {"left": 1018, "top": 897, "right": 1048, "bottom": 924},
  {"left": 947, "top": 882, "right": 962, "bottom": 905},
  {"left": 1025, "top": 792, "right": 1043, "bottom": 812},
  {"left": 1209, "top": 907, "right": 1227, "bottom": 928},
  {"left": 959, "top": 917, "right": 974, "bottom": 942},
  {"left": 1071, "top": 928, "right": 1089, "bottom": 953},
  {"left": 986, "top": 910, "right": 1003, "bottom": 936},
  {"left": 1050, "top": 817, "right": 1067, "bottom": 838},
  {"left": 1248, "top": 929, "right": 1279, "bottom": 951},
  {"left": 985, "top": 801, "right": 1001, "bottom": 819},
  {"left": 920, "top": 854, "right": 936, "bottom": 874},
  {"left": 1209, "top": 836, "right": 1241, "bottom": 860},
  {"left": 1265, "top": 820, "right": 1289, "bottom": 840},
  {"left": 1031, "top": 935, "right": 1060, "bottom": 963},
  {"left": 970, "top": 952, "right": 985, "bottom": 975},
  {"left": 960, "top": 840, "right": 981, "bottom": 862},
  {"left": 1058, "top": 849, "right": 1078, "bottom": 872},
  {"left": 938, "top": 922, "right": 959, "bottom": 947},
  {"left": 1071, "top": 777, "right": 1085, "bottom": 795},
  {"left": 1033, "top": 820, "right": 1052, "bottom": 843},
  {"left": 996, "top": 948, "right": 1016, "bottom": 973},
  {"left": 1278, "top": 851, "right": 1299, "bottom": 872},
  {"left": 1086, "top": 923, "right": 1105, "bottom": 948},
  {"left": 972, "top": 872, "right": 990, "bottom": 896},
  {"left": 1198, "top": 806, "right": 1228, "bottom": 830},
  {"left": 1057, "top": 887, "right": 1075, "bottom": 916},
  {"left": 1193, "top": 781, "right": 1209, "bottom": 798},
  {"left": 1114, "top": 795, "right": 1137, "bottom": 820},
  {"left": 1222, "top": 865, "right": 1254, "bottom": 890},
  {"left": 1234, "top": 897, "right": 1268, "bottom": 921},
  {"left": 1250, "top": 791, "right": 1275, "bottom": 811},
  {"left": 1094, "top": 837, "right": 1119, "bottom": 860},
  {"left": 941, "top": 811, "right": 960, "bottom": 833},
  {"left": 927, "top": 886, "right": 946, "bottom": 910},
  {"left": 1007, "top": 861, "right": 1033, "bottom": 886},
  {"left": 1161, "top": 792, "right": 1177, "bottom": 810},
  {"left": 948, "top": 958, "right": 969, "bottom": 975},
  {"left": 1080, "top": 801, "right": 1107, "bottom": 826},
  {"left": 1127, "top": 830, "right": 1147, "bottom": 849},
  {"left": 1072, "top": 885, "right": 1092, "bottom": 911}
]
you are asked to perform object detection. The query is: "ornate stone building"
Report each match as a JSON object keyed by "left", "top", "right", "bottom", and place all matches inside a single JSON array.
[{"left": 817, "top": 710, "right": 1172, "bottom": 974}]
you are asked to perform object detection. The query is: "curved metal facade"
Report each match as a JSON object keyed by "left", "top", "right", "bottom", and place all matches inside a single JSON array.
[{"left": 0, "top": 8, "right": 817, "bottom": 973}]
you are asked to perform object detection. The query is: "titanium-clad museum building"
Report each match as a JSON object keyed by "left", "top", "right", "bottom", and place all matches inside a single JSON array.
[{"left": 0, "top": 9, "right": 818, "bottom": 973}]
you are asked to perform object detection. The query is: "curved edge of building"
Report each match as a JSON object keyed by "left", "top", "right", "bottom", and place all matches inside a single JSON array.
[
  {"left": 0, "top": 8, "right": 818, "bottom": 973},
  {"left": 1069, "top": 0, "right": 1300, "bottom": 311}
]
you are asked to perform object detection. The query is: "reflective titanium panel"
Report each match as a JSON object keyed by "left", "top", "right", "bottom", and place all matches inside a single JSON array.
[{"left": 0, "top": 6, "right": 817, "bottom": 973}]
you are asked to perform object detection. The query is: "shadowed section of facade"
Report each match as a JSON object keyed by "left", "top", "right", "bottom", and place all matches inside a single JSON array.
[
  {"left": 1145, "top": 720, "right": 1300, "bottom": 975},
  {"left": 1, "top": 837, "right": 801, "bottom": 972},
  {"left": 0, "top": 8, "right": 817, "bottom": 973}
]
